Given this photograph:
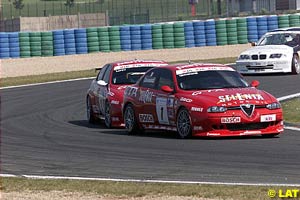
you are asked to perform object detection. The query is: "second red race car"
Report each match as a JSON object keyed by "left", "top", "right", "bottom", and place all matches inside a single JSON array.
[
  {"left": 123, "top": 63, "right": 284, "bottom": 138},
  {"left": 86, "top": 59, "right": 168, "bottom": 128}
]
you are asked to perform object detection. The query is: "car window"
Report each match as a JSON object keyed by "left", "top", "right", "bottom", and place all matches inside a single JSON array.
[
  {"left": 112, "top": 66, "right": 153, "bottom": 85},
  {"left": 140, "top": 70, "right": 158, "bottom": 89},
  {"left": 97, "top": 64, "right": 109, "bottom": 81},
  {"left": 177, "top": 70, "right": 249, "bottom": 90},
  {"left": 156, "top": 69, "right": 174, "bottom": 90},
  {"left": 103, "top": 65, "right": 112, "bottom": 84}
]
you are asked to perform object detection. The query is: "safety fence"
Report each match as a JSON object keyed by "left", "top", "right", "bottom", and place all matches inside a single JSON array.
[{"left": 0, "top": 14, "right": 299, "bottom": 59}]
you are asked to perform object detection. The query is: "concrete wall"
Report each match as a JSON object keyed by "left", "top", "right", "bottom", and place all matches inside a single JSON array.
[{"left": 0, "top": 13, "right": 108, "bottom": 32}]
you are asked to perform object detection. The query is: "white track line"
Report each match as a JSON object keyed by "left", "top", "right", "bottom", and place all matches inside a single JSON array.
[
  {"left": 1, "top": 174, "right": 300, "bottom": 187},
  {"left": 277, "top": 92, "right": 300, "bottom": 101}
]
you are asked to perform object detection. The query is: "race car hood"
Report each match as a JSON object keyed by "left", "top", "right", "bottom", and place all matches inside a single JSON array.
[
  {"left": 240, "top": 45, "right": 293, "bottom": 56},
  {"left": 183, "top": 87, "right": 276, "bottom": 107}
]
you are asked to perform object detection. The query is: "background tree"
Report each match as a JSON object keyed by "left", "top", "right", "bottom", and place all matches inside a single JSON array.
[{"left": 9, "top": 0, "right": 24, "bottom": 10}]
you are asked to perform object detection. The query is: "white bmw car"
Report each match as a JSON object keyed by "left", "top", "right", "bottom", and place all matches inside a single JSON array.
[{"left": 236, "top": 28, "right": 300, "bottom": 75}]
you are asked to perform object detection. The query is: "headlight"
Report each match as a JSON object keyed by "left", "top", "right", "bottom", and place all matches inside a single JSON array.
[
  {"left": 266, "top": 102, "right": 281, "bottom": 110},
  {"left": 238, "top": 54, "right": 250, "bottom": 60},
  {"left": 270, "top": 54, "right": 282, "bottom": 59},
  {"left": 207, "top": 106, "right": 227, "bottom": 113}
]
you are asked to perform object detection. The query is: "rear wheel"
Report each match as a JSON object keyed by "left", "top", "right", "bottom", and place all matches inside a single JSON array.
[
  {"left": 87, "top": 96, "right": 96, "bottom": 124},
  {"left": 291, "top": 54, "right": 300, "bottom": 74},
  {"left": 124, "top": 104, "right": 139, "bottom": 135},
  {"left": 176, "top": 108, "right": 192, "bottom": 139},
  {"left": 104, "top": 101, "right": 112, "bottom": 128}
]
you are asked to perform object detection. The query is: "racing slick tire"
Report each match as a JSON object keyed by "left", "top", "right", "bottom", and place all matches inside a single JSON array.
[
  {"left": 291, "top": 54, "right": 300, "bottom": 75},
  {"left": 87, "top": 96, "right": 97, "bottom": 124},
  {"left": 104, "top": 101, "right": 112, "bottom": 128},
  {"left": 176, "top": 108, "right": 192, "bottom": 139},
  {"left": 124, "top": 104, "right": 139, "bottom": 135}
]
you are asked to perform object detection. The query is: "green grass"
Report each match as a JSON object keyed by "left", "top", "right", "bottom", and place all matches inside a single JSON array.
[
  {"left": 0, "top": 57, "right": 236, "bottom": 88},
  {"left": 281, "top": 98, "right": 300, "bottom": 124},
  {"left": 1, "top": 177, "right": 291, "bottom": 200}
]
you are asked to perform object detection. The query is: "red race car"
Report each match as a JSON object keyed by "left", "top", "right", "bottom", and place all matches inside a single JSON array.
[
  {"left": 86, "top": 59, "right": 168, "bottom": 128},
  {"left": 123, "top": 63, "right": 284, "bottom": 138}
]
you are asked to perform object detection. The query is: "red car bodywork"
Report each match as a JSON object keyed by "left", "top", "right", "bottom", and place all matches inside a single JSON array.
[
  {"left": 86, "top": 60, "right": 168, "bottom": 127},
  {"left": 123, "top": 63, "right": 284, "bottom": 138}
]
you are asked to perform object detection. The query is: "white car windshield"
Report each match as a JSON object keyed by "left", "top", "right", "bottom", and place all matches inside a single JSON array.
[
  {"left": 177, "top": 70, "right": 249, "bottom": 90},
  {"left": 257, "top": 33, "right": 300, "bottom": 47}
]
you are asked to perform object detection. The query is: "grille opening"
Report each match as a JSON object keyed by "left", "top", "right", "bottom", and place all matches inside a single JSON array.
[
  {"left": 226, "top": 122, "right": 270, "bottom": 131},
  {"left": 252, "top": 55, "right": 258, "bottom": 60},
  {"left": 259, "top": 54, "right": 267, "bottom": 59}
]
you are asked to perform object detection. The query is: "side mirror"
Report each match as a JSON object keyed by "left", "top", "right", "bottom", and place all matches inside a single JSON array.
[
  {"left": 251, "top": 42, "right": 256, "bottom": 46},
  {"left": 250, "top": 80, "right": 260, "bottom": 88},
  {"left": 161, "top": 85, "right": 174, "bottom": 93},
  {"left": 97, "top": 80, "right": 108, "bottom": 86}
]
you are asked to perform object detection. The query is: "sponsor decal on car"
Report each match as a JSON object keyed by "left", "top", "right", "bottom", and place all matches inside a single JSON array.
[
  {"left": 260, "top": 114, "right": 276, "bottom": 122},
  {"left": 117, "top": 85, "right": 128, "bottom": 90},
  {"left": 221, "top": 117, "right": 241, "bottom": 124},
  {"left": 112, "top": 117, "right": 120, "bottom": 122},
  {"left": 111, "top": 100, "right": 119, "bottom": 105},
  {"left": 191, "top": 107, "right": 203, "bottom": 112},
  {"left": 176, "top": 66, "right": 234, "bottom": 76},
  {"left": 180, "top": 97, "right": 193, "bottom": 103},
  {"left": 139, "top": 89, "right": 154, "bottom": 103},
  {"left": 156, "top": 97, "right": 170, "bottom": 125},
  {"left": 114, "top": 63, "right": 168, "bottom": 71},
  {"left": 192, "top": 89, "right": 224, "bottom": 96},
  {"left": 125, "top": 87, "right": 138, "bottom": 97},
  {"left": 218, "top": 93, "right": 264, "bottom": 103},
  {"left": 139, "top": 114, "right": 154, "bottom": 123}
]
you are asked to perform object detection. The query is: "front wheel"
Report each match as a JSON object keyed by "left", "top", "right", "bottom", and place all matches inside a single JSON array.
[
  {"left": 87, "top": 96, "right": 96, "bottom": 124},
  {"left": 104, "top": 101, "right": 112, "bottom": 128},
  {"left": 291, "top": 54, "right": 300, "bottom": 75},
  {"left": 124, "top": 104, "right": 139, "bottom": 135},
  {"left": 176, "top": 108, "right": 192, "bottom": 139}
]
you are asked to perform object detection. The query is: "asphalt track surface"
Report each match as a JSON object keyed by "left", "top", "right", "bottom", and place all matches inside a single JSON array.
[{"left": 1, "top": 74, "right": 300, "bottom": 185}]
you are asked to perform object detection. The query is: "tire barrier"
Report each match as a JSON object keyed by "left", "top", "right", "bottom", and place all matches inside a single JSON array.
[
  {"left": 9, "top": 32, "right": 20, "bottom": 58},
  {"left": 152, "top": 24, "right": 163, "bottom": 49},
  {"left": 257, "top": 16, "right": 268, "bottom": 39},
  {"left": 0, "top": 33, "right": 10, "bottom": 59},
  {"left": 2, "top": 14, "right": 300, "bottom": 59},
  {"left": 109, "top": 26, "right": 121, "bottom": 52},
  {"left": 130, "top": 25, "right": 142, "bottom": 51},
  {"left": 53, "top": 30, "right": 65, "bottom": 56},
  {"left": 98, "top": 27, "right": 110, "bottom": 52},
  {"left": 289, "top": 14, "right": 300, "bottom": 27},
  {"left": 41, "top": 31, "right": 54, "bottom": 57},
  {"left": 162, "top": 23, "right": 175, "bottom": 49},
  {"left": 247, "top": 17, "right": 259, "bottom": 42},
  {"left": 278, "top": 15, "right": 290, "bottom": 28},
  {"left": 64, "top": 29, "right": 76, "bottom": 55},
  {"left": 75, "top": 28, "right": 88, "bottom": 54},
  {"left": 193, "top": 21, "right": 205, "bottom": 47},
  {"left": 120, "top": 26, "right": 131, "bottom": 51},
  {"left": 205, "top": 20, "right": 217, "bottom": 46},
  {"left": 173, "top": 22, "right": 185, "bottom": 48},
  {"left": 226, "top": 19, "right": 238, "bottom": 45},
  {"left": 216, "top": 19, "right": 227, "bottom": 46},
  {"left": 141, "top": 24, "right": 152, "bottom": 50},
  {"left": 237, "top": 18, "right": 248, "bottom": 44},
  {"left": 267, "top": 15, "right": 278, "bottom": 31},
  {"left": 185, "top": 22, "right": 195, "bottom": 47}
]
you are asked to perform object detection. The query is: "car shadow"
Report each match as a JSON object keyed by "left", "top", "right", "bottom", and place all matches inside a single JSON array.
[{"left": 69, "top": 120, "right": 281, "bottom": 140}]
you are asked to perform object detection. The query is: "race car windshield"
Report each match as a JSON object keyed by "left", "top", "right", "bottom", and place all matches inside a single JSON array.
[
  {"left": 177, "top": 70, "right": 249, "bottom": 90},
  {"left": 112, "top": 66, "right": 153, "bottom": 84},
  {"left": 257, "top": 33, "right": 300, "bottom": 47}
]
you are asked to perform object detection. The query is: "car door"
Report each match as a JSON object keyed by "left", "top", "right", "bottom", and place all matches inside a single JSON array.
[
  {"left": 98, "top": 64, "right": 112, "bottom": 115},
  {"left": 135, "top": 69, "right": 159, "bottom": 125},
  {"left": 152, "top": 68, "right": 176, "bottom": 127}
]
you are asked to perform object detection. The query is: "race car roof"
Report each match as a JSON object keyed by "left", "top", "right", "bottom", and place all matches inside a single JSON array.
[{"left": 163, "top": 63, "right": 235, "bottom": 72}]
